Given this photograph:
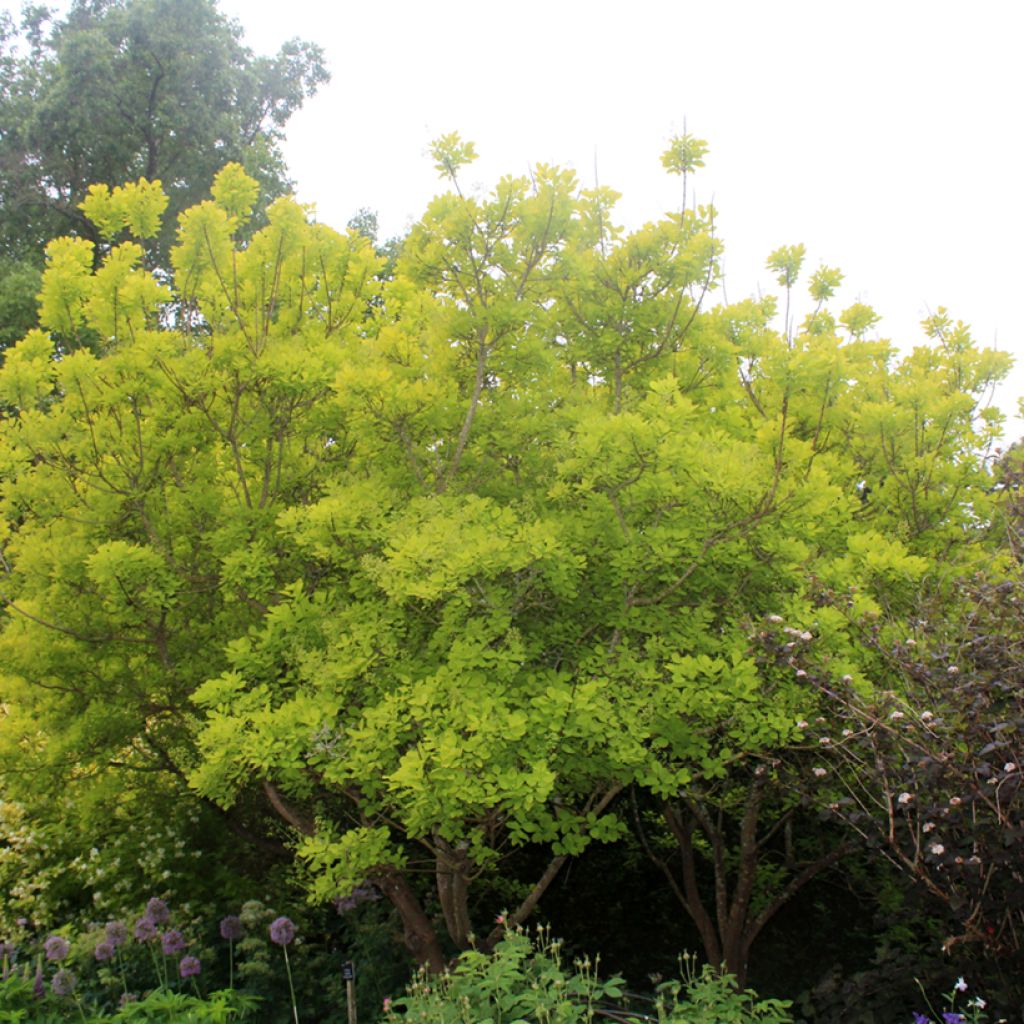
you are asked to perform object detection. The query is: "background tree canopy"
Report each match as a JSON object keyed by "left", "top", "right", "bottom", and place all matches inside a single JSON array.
[{"left": 0, "top": 0, "right": 328, "bottom": 349}]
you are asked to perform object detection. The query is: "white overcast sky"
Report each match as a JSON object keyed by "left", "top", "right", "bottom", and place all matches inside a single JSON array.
[{"left": 8, "top": 0, "right": 1024, "bottom": 430}]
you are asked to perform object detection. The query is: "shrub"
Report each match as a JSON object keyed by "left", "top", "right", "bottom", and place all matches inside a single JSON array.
[{"left": 380, "top": 926, "right": 792, "bottom": 1024}]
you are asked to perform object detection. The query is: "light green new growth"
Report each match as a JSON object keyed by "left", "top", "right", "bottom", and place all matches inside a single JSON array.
[{"left": 0, "top": 142, "right": 1012, "bottom": 967}]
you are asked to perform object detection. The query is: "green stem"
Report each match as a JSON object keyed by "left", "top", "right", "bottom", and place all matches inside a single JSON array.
[
  {"left": 115, "top": 946, "right": 128, "bottom": 997},
  {"left": 282, "top": 945, "right": 300, "bottom": 1024},
  {"left": 228, "top": 937, "right": 234, "bottom": 990},
  {"left": 146, "top": 942, "right": 164, "bottom": 989}
]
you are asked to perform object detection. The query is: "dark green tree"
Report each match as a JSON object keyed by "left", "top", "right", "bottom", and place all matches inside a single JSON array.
[
  {"left": 0, "top": 256, "right": 40, "bottom": 351},
  {"left": 0, "top": 0, "right": 327, "bottom": 274}
]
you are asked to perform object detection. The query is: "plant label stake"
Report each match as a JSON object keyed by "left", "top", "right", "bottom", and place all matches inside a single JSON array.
[{"left": 342, "top": 961, "right": 356, "bottom": 1024}]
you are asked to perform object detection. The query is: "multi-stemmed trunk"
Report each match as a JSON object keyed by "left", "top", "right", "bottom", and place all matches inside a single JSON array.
[
  {"left": 636, "top": 779, "right": 850, "bottom": 989},
  {"left": 264, "top": 778, "right": 624, "bottom": 971}
]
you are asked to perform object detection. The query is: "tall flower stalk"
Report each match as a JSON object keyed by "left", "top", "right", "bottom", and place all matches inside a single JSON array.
[
  {"left": 101, "top": 921, "right": 131, "bottom": 999},
  {"left": 269, "top": 916, "right": 299, "bottom": 1024},
  {"left": 179, "top": 955, "right": 202, "bottom": 998},
  {"left": 134, "top": 915, "right": 165, "bottom": 988},
  {"left": 219, "top": 915, "right": 243, "bottom": 990}
]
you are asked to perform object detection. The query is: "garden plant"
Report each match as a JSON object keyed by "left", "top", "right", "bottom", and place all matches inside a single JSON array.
[{"left": 0, "top": 19, "right": 1021, "bottom": 1013}]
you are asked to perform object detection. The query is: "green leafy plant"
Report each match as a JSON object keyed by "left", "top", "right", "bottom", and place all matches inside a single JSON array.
[
  {"left": 0, "top": 971, "right": 257, "bottom": 1024},
  {"left": 381, "top": 928, "right": 793, "bottom": 1024},
  {"left": 382, "top": 924, "right": 625, "bottom": 1023},
  {"left": 111, "top": 987, "right": 258, "bottom": 1022},
  {"left": 653, "top": 954, "right": 792, "bottom": 1023}
]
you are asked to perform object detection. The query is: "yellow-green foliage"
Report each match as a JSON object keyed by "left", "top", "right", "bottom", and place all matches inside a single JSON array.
[
  {"left": 0, "top": 151, "right": 1011, "bottom": 940},
  {"left": 80, "top": 178, "right": 169, "bottom": 240}
]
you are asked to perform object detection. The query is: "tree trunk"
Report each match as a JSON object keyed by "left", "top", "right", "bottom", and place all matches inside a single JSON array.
[
  {"left": 656, "top": 790, "right": 850, "bottom": 992},
  {"left": 435, "top": 836, "right": 474, "bottom": 949},
  {"left": 662, "top": 801, "right": 724, "bottom": 968},
  {"left": 373, "top": 867, "right": 446, "bottom": 973}
]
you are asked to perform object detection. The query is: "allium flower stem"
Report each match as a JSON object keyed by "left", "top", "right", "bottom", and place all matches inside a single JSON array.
[
  {"left": 145, "top": 942, "right": 165, "bottom": 989},
  {"left": 282, "top": 944, "right": 300, "bottom": 1024},
  {"left": 219, "top": 915, "right": 243, "bottom": 990},
  {"left": 115, "top": 947, "right": 128, "bottom": 998}
]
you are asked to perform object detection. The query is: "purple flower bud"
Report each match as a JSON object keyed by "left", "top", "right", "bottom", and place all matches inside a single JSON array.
[
  {"left": 134, "top": 916, "right": 158, "bottom": 942},
  {"left": 913, "top": 1014, "right": 930, "bottom": 1024},
  {"left": 161, "top": 930, "right": 187, "bottom": 956},
  {"left": 145, "top": 898, "right": 170, "bottom": 925},
  {"left": 120, "top": 992, "right": 139, "bottom": 1008},
  {"left": 269, "top": 916, "right": 296, "bottom": 946},
  {"left": 94, "top": 941, "right": 115, "bottom": 962},
  {"left": 51, "top": 968, "right": 76, "bottom": 997},
  {"left": 43, "top": 935, "right": 70, "bottom": 962},
  {"left": 105, "top": 921, "right": 129, "bottom": 948},
  {"left": 219, "top": 915, "right": 244, "bottom": 941},
  {"left": 179, "top": 955, "right": 202, "bottom": 978},
  {"left": 33, "top": 966, "right": 44, "bottom": 999},
  {"left": 334, "top": 885, "right": 381, "bottom": 913}
]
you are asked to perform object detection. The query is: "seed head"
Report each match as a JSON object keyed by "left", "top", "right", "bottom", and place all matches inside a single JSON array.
[
  {"left": 43, "top": 935, "right": 70, "bottom": 962},
  {"left": 161, "top": 930, "right": 187, "bottom": 956},
  {"left": 51, "top": 969, "right": 76, "bottom": 997},
  {"left": 179, "top": 955, "right": 202, "bottom": 978},
  {"left": 269, "top": 916, "right": 296, "bottom": 946},
  {"left": 145, "top": 899, "right": 170, "bottom": 925}
]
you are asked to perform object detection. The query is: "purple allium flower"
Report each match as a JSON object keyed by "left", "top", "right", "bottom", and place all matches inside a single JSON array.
[
  {"left": 179, "top": 955, "right": 201, "bottom": 978},
  {"left": 134, "top": 916, "right": 158, "bottom": 942},
  {"left": 269, "top": 916, "right": 296, "bottom": 946},
  {"left": 43, "top": 935, "right": 70, "bottom": 962},
  {"left": 161, "top": 930, "right": 187, "bottom": 956},
  {"left": 94, "top": 941, "right": 115, "bottom": 962},
  {"left": 334, "top": 885, "right": 381, "bottom": 913},
  {"left": 105, "top": 921, "right": 129, "bottom": 948},
  {"left": 145, "top": 898, "right": 170, "bottom": 925},
  {"left": 219, "top": 915, "right": 243, "bottom": 941},
  {"left": 51, "top": 968, "right": 76, "bottom": 997}
]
